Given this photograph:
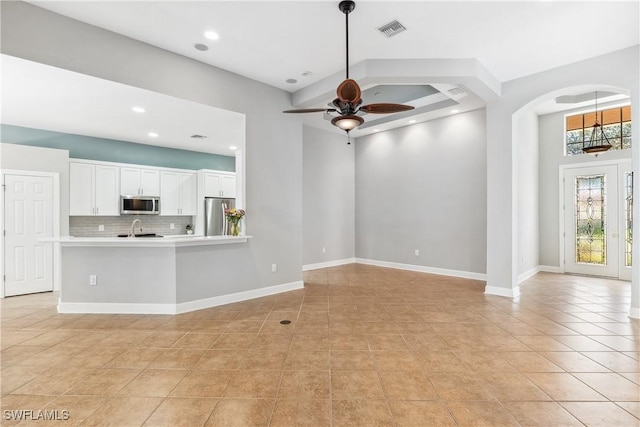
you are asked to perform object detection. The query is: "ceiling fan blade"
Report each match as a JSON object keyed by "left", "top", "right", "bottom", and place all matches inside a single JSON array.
[
  {"left": 336, "top": 79, "right": 361, "bottom": 103},
  {"left": 282, "top": 108, "right": 336, "bottom": 113},
  {"left": 360, "top": 103, "right": 415, "bottom": 114}
]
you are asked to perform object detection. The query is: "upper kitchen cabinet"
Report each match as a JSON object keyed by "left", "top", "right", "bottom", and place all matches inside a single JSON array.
[
  {"left": 70, "top": 161, "right": 120, "bottom": 216},
  {"left": 120, "top": 167, "right": 160, "bottom": 196},
  {"left": 160, "top": 171, "right": 196, "bottom": 216},
  {"left": 204, "top": 172, "right": 236, "bottom": 198}
]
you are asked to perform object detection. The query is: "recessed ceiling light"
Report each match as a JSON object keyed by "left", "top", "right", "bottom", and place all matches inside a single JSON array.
[
  {"left": 204, "top": 31, "right": 219, "bottom": 40},
  {"left": 132, "top": 106, "right": 145, "bottom": 113},
  {"left": 373, "top": 129, "right": 380, "bottom": 132},
  {"left": 229, "top": 145, "right": 238, "bottom": 150},
  {"left": 148, "top": 132, "right": 159, "bottom": 138},
  {"left": 194, "top": 43, "right": 209, "bottom": 51},
  {"left": 286, "top": 78, "right": 298, "bottom": 84},
  {"left": 302, "top": 71, "right": 313, "bottom": 77},
  {"left": 451, "top": 109, "right": 459, "bottom": 114},
  {"left": 408, "top": 119, "right": 416, "bottom": 124}
]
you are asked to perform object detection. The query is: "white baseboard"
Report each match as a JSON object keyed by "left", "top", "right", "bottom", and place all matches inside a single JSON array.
[
  {"left": 518, "top": 265, "right": 562, "bottom": 284},
  {"left": 355, "top": 258, "right": 486, "bottom": 281},
  {"left": 176, "top": 280, "right": 304, "bottom": 314},
  {"left": 485, "top": 285, "right": 521, "bottom": 298},
  {"left": 57, "top": 280, "right": 305, "bottom": 315},
  {"left": 517, "top": 266, "right": 539, "bottom": 284},
  {"left": 302, "top": 258, "right": 356, "bottom": 271},
  {"left": 488, "top": 264, "right": 563, "bottom": 298},
  {"left": 629, "top": 307, "right": 640, "bottom": 319},
  {"left": 538, "top": 265, "right": 562, "bottom": 273},
  {"left": 58, "top": 300, "right": 177, "bottom": 314}
]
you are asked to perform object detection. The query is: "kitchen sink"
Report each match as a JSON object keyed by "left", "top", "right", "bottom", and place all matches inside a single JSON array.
[{"left": 116, "top": 233, "right": 164, "bottom": 238}]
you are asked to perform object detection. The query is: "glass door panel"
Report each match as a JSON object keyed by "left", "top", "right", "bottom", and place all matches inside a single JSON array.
[
  {"left": 620, "top": 168, "right": 633, "bottom": 280},
  {"left": 564, "top": 165, "right": 619, "bottom": 277}
]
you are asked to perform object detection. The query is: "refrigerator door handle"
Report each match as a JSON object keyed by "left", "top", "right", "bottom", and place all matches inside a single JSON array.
[{"left": 221, "top": 203, "right": 228, "bottom": 236}]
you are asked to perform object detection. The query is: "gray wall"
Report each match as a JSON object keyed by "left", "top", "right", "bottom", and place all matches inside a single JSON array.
[
  {"left": 61, "top": 246, "right": 177, "bottom": 304},
  {"left": 0, "top": 143, "right": 70, "bottom": 236},
  {"left": 355, "top": 109, "right": 487, "bottom": 275},
  {"left": 302, "top": 125, "right": 355, "bottom": 266},
  {"left": 2, "top": 1, "right": 303, "bottom": 291},
  {"left": 538, "top": 103, "right": 631, "bottom": 268}
]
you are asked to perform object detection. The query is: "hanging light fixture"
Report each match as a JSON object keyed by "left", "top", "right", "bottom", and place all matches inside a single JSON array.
[{"left": 582, "top": 91, "right": 612, "bottom": 155}]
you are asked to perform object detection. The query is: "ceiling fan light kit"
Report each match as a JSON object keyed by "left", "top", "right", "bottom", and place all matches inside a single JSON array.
[
  {"left": 331, "top": 115, "right": 364, "bottom": 131},
  {"left": 283, "top": 0, "right": 414, "bottom": 140}
]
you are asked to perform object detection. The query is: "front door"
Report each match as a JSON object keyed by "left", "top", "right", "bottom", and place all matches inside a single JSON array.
[
  {"left": 4, "top": 174, "right": 54, "bottom": 296},
  {"left": 563, "top": 163, "right": 632, "bottom": 279}
]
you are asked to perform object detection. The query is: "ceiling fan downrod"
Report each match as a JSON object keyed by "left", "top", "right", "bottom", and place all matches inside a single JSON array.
[{"left": 339, "top": 1, "right": 356, "bottom": 79}]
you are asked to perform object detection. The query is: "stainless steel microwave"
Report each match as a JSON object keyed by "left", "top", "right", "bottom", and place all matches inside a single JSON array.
[{"left": 120, "top": 195, "right": 160, "bottom": 215}]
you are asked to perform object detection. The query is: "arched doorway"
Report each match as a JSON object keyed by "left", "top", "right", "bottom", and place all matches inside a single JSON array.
[{"left": 512, "top": 84, "right": 638, "bottom": 317}]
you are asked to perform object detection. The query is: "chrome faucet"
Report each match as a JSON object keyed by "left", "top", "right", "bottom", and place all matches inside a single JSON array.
[{"left": 129, "top": 219, "right": 142, "bottom": 237}]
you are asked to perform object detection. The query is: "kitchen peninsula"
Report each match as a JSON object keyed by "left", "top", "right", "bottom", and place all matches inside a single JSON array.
[{"left": 53, "top": 234, "right": 300, "bottom": 315}]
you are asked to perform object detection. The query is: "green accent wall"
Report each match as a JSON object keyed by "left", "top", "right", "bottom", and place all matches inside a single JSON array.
[{"left": 0, "top": 124, "right": 235, "bottom": 171}]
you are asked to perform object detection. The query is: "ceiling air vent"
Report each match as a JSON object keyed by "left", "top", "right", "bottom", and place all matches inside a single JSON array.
[
  {"left": 190, "top": 134, "right": 207, "bottom": 139},
  {"left": 377, "top": 20, "right": 406, "bottom": 38}
]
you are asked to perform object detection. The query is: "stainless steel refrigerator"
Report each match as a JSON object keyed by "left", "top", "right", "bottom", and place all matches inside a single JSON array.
[{"left": 204, "top": 197, "right": 235, "bottom": 236}]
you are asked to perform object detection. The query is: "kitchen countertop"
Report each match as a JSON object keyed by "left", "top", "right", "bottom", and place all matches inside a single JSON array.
[{"left": 46, "top": 234, "right": 251, "bottom": 247}]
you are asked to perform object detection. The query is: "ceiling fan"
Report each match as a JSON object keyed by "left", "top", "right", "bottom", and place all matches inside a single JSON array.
[{"left": 283, "top": 1, "right": 414, "bottom": 139}]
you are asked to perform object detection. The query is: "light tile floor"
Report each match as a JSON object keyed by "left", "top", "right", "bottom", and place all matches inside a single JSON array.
[{"left": 1, "top": 265, "right": 639, "bottom": 426}]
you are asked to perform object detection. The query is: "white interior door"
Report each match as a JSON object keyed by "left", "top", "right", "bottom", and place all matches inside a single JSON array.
[
  {"left": 564, "top": 164, "right": 632, "bottom": 279},
  {"left": 4, "top": 174, "right": 54, "bottom": 296}
]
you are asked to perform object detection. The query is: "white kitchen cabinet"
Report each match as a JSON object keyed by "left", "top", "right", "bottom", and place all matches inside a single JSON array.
[
  {"left": 120, "top": 167, "right": 160, "bottom": 196},
  {"left": 70, "top": 162, "right": 120, "bottom": 216},
  {"left": 204, "top": 172, "right": 236, "bottom": 198},
  {"left": 160, "top": 171, "right": 196, "bottom": 216}
]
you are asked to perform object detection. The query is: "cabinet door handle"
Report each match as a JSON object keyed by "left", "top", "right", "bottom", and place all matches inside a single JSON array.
[{"left": 96, "top": 207, "right": 99, "bottom": 215}]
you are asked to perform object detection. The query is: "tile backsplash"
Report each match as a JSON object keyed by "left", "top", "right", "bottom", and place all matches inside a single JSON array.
[{"left": 70, "top": 215, "right": 194, "bottom": 237}]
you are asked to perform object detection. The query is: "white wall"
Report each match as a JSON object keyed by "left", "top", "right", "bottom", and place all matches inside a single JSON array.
[
  {"left": 538, "top": 103, "right": 631, "bottom": 268},
  {"left": 355, "top": 109, "right": 487, "bottom": 276},
  {"left": 0, "top": 143, "right": 69, "bottom": 235},
  {"left": 1, "top": 1, "right": 303, "bottom": 291},
  {"left": 514, "top": 111, "right": 539, "bottom": 279},
  {"left": 302, "top": 126, "right": 355, "bottom": 268}
]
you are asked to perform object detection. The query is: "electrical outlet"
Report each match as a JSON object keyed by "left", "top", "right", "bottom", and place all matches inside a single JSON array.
[
  {"left": 271, "top": 264, "right": 277, "bottom": 272},
  {"left": 98, "top": 225, "right": 104, "bottom": 232},
  {"left": 89, "top": 275, "right": 97, "bottom": 286},
  {"left": 322, "top": 247, "right": 326, "bottom": 253},
  {"left": 170, "top": 223, "right": 175, "bottom": 229},
  {"left": 414, "top": 249, "right": 420, "bottom": 256}
]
